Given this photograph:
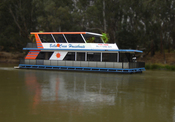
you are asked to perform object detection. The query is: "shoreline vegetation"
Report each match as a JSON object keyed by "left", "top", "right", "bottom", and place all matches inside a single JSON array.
[
  {"left": 0, "top": 51, "right": 175, "bottom": 71},
  {"left": 138, "top": 51, "right": 175, "bottom": 71},
  {"left": 145, "top": 64, "right": 175, "bottom": 71}
]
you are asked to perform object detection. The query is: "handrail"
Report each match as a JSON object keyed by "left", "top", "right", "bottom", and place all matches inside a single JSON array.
[{"left": 20, "top": 59, "right": 145, "bottom": 69}]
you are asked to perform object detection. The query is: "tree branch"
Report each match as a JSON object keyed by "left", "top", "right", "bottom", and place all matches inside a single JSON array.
[{"left": 9, "top": 7, "right": 23, "bottom": 32}]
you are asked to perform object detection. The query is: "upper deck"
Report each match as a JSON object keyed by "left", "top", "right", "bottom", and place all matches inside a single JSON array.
[{"left": 25, "top": 32, "right": 142, "bottom": 53}]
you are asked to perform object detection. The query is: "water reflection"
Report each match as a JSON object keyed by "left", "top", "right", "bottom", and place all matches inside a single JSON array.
[
  {"left": 24, "top": 71, "right": 133, "bottom": 112},
  {"left": 15, "top": 69, "right": 175, "bottom": 121},
  {"left": 25, "top": 73, "right": 41, "bottom": 109}
]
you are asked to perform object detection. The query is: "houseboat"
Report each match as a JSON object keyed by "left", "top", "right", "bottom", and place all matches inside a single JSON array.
[{"left": 16, "top": 32, "right": 145, "bottom": 73}]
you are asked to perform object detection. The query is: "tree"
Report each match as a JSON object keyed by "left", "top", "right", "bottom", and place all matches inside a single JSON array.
[
  {"left": 0, "top": 0, "right": 37, "bottom": 51},
  {"left": 33, "top": 0, "right": 73, "bottom": 32},
  {"left": 1, "top": 0, "right": 175, "bottom": 56}
]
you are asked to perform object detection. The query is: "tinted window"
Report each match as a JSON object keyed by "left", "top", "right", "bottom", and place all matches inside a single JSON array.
[
  {"left": 53, "top": 34, "right": 67, "bottom": 43},
  {"left": 36, "top": 52, "right": 53, "bottom": 60},
  {"left": 39, "top": 34, "right": 55, "bottom": 43},
  {"left": 87, "top": 52, "right": 100, "bottom": 61},
  {"left": 64, "top": 34, "right": 84, "bottom": 43},
  {"left": 102, "top": 53, "right": 117, "bottom": 62},
  {"left": 77, "top": 52, "right": 85, "bottom": 61},
  {"left": 63, "top": 52, "right": 75, "bottom": 61}
]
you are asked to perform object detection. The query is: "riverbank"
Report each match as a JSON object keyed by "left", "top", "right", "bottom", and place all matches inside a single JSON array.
[
  {"left": 138, "top": 52, "right": 175, "bottom": 65},
  {"left": 0, "top": 51, "right": 24, "bottom": 63},
  {"left": 145, "top": 63, "right": 175, "bottom": 71},
  {"left": 137, "top": 51, "right": 175, "bottom": 71}
]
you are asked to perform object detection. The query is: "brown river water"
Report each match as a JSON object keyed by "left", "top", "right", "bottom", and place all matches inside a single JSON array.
[{"left": 0, "top": 64, "right": 175, "bottom": 122}]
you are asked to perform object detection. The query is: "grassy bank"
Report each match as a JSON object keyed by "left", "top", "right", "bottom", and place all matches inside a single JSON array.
[{"left": 145, "top": 63, "right": 175, "bottom": 71}]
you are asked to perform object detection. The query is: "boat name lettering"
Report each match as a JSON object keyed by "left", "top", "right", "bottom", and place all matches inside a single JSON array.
[
  {"left": 50, "top": 44, "right": 67, "bottom": 48},
  {"left": 50, "top": 44, "right": 57, "bottom": 47},
  {"left": 49, "top": 44, "right": 85, "bottom": 48},
  {"left": 60, "top": 44, "right": 67, "bottom": 48},
  {"left": 69, "top": 44, "right": 85, "bottom": 48}
]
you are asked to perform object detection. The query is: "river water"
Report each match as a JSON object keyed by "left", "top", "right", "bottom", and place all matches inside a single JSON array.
[{"left": 0, "top": 64, "right": 175, "bottom": 122}]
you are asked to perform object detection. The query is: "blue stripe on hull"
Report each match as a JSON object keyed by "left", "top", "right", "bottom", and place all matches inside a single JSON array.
[{"left": 18, "top": 64, "right": 145, "bottom": 73}]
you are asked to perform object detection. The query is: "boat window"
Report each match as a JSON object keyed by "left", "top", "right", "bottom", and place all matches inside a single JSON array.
[
  {"left": 87, "top": 52, "right": 100, "bottom": 61},
  {"left": 83, "top": 34, "right": 103, "bottom": 43},
  {"left": 53, "top": 34, "right": 67, "bottom": 43},
  {"left": 63, "top": 52, "right": 75, "bottom": 61},
  {"left": 102, "top": 53, "right": 117, "bottom": 62},
  {"left": 36, "top": 52, "right": 53, "bottom": 60},
  {"left": 77, "top": 52, "right": 85, "bottom": 61},
  {"left": 64, "top": 34, "right": 84, "bottom": 43},
  {"left": 38, "top": 34, "right": 55, "bottom": 43}
]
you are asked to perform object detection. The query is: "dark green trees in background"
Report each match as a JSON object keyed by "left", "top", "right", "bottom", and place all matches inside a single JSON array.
[
  {"left": 0, "top": 0, "right": 37, "bottom": 51},
  {"left": 0, "top": 0, "right": 175, "bottom": 55},
  {"left": 33, "top": 0, "right": 73, "bottom": 32}
]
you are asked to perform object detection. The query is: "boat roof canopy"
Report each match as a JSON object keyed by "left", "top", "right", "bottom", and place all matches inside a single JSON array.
[
  {"left": 31, "top": 32, "right": 102, "bottom": 37},
  {"left": 23, "top": 48, "right": 143, "bottom": 53}
]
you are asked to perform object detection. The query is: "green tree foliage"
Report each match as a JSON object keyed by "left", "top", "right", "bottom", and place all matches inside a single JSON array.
[
  {"left": 0, "top": 0, "right": 175, "bottom": 55},
  {"left": 32, "top": 0, "right": 73, "bottom": 31},
  {"left": 102, "top": 33, "right": 109, "bottom": 43}
]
